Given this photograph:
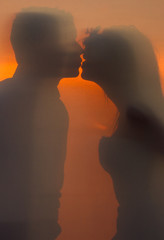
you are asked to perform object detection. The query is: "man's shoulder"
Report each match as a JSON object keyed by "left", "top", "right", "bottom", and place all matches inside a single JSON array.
[
  {"left": 0, "top": 78, "right": 18, "bottom": 109},
  {"left": 56, "top": 98, "right": 69, "bottom": 120},
  {"left": 0, "top": 78, "right": 14, "bottom": 94},
  {"left": 0, "top": 78, "right": 13, "bottom": 86}
]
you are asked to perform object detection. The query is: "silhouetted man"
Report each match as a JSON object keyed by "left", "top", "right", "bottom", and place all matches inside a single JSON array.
[{"left": 0, "top": 8, "right": 82, "bottom": 240}]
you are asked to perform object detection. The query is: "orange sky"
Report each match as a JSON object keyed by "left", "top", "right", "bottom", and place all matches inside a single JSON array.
[{"left": 0, "top": 1, "right": 164, "bottom": 239}]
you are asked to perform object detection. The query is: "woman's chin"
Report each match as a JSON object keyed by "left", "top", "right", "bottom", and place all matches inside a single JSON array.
[
  {"left": 81, "top": 63, "right": 95, "bottom": 81},
  {"left": 81, "top": 67, "right": 91, "bottom": 80},
  {"left": 81, "top": 71, "right": 90, "bottom": 80}
]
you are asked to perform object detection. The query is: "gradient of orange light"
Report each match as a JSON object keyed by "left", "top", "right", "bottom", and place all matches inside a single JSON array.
[{"left": 57, "top": 72, "right": 118, "bottom": 240}]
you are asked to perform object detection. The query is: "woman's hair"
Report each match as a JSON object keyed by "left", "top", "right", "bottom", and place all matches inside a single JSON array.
[
  {"left": 84, "top": 28, "right": 135, "bottom": 83},
  {"left": 83, "top": 26, "right": 162, "bottom": 106}
]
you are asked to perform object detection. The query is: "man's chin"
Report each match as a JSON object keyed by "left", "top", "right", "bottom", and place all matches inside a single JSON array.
[{"left": 63, "top": 69, "right": 80, "bottom": 78}]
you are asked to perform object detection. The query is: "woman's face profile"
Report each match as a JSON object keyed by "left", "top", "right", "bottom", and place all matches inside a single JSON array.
[
  {"left": 82, "top": 43, "right": 102, "bottom": 82},
  {"left": 82, "top": 35, "right": 111, "bottom": 84},
  {"left": 81, "top": 31, "right": 133, "bottom": 93}
]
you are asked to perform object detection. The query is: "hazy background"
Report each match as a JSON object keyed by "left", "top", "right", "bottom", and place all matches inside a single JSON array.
[{"left": 0, "top": 0, "right": 164, "bottom": 239}]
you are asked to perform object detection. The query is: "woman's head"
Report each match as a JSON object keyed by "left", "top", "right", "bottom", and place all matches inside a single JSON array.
[
  {"left": 82, "top": 26, "right": 162, "bottom": 108},
  {"left": 82, "top": 29, "right": 134, "bottom": 94}
]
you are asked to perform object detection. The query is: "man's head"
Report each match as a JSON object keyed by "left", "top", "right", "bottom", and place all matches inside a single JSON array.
[{"left": 11, "top": 8, "right": 82, "bottom": 79}]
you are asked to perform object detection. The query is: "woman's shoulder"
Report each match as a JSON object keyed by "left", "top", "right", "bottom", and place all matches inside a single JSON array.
[
  {"left": 126, "top": 106, "right": 151, "bottom": 128},
  {"left": 99, "top": 136, "right": 120, "bottom": 171},
  {"left": 99, "top": 136, "right": 118, "bottom": 153},
  {"left": 99, "top": 136, "right": 111, "bottom": 146}
]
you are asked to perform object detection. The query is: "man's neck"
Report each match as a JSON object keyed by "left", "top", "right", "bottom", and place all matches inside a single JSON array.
[{"left": 14, "top": 65, "right": 60, "bottom": 87}]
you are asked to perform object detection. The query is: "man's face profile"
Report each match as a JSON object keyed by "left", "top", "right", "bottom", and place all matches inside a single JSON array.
[{"left": 11, "top": 8, "right": 82, "bottom": 78}]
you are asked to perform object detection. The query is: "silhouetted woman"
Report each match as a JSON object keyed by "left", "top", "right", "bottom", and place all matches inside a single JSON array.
[{"left": 82, "top": 26, "right": 164, "bottom": 239}]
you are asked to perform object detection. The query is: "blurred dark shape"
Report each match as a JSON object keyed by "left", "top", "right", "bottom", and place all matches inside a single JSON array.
[
  {"left": 82, "top": 26, "right": 164, "bottom": 239},
  {"left": 0, "top": 7, "right": 82, "bottom": 240}
]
